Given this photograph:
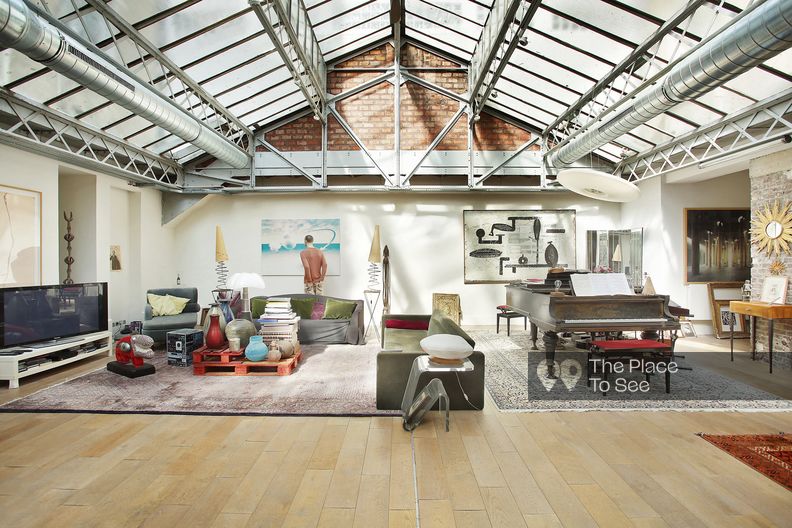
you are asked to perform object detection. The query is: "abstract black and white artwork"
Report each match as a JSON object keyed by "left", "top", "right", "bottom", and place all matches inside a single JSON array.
[
  {"left": 0, "top": 185, "right": 41, "bottom": 287},
  {"left": 463, "top": 210, "right": 576, "bottom": 284}
]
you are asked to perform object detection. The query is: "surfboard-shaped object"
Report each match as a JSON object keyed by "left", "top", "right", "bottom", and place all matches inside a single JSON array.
[
  {"left": 545, "top": 241, "right": 559, "bottom": 267},
  {"left": 470, "top": 248, "right": 502, "bottom": 258}
]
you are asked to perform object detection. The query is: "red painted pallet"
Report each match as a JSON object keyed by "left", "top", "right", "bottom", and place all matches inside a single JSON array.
[{"left": 192, "top": 344, "right": 302, "bottom": 376}]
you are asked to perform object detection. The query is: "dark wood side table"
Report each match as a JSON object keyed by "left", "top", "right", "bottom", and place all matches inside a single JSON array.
[
  {"left": 729, "top": 301, "right": 792, "bottom": 373},
  {"left": 496, "top": 311, "right": 527, "bottom": 336}
]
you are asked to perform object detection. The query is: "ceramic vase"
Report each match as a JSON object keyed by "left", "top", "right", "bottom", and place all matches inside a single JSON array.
[
  {"left": 278, "top": 339, "right": 296, "bottom": 359},
  {"left": 205, "top": 314, "right": 225, "bottom": 349},
  {"left": 245, "top": 335, "right": 268, "bottom": 362},
  {"left": 267, "top": 341, "right": 282, "bottom": 362},
  {"left": 225, "top": 311, "right": 256, "bottom": 348},
  {"left": 203, "top": 304, "right": 226, "bottom": 336}
]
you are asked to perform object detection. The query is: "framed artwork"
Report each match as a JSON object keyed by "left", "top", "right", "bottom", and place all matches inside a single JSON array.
[
  {"left": 684, "top": 208, "right": 750, "bottom": 283},
  {"left": 463, "top": 210, "right": 576, "bottom": 284},
  {"left": 110, "top": 245, "right": 122, "bottom": 271},
  {"left": 432, "top": 293, "right": 462, "bottom": 325},
  {"left": 680, "top": 320, "right": 697, "bottom": 338},
  {"left": 261, "top": 218, "right": 340, "bottom": 276},
  {"left": 712, "top": 300, "right": 748, "bottom": 339},
  {"left": 0, "top": 184, "right": 41, "bottom": 287},
  {"left": 760, "top": 276, "right": 788, "bottom": 304},
  {"left": 707, "top": 282, "right": 747, "bottom": 338}
]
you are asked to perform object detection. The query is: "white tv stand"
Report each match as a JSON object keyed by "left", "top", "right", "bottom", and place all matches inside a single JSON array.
[{"left": 0, "top": 330, "right": 111, "bottom": 389}]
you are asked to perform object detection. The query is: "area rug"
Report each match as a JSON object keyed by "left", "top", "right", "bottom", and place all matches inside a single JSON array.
[
  {"left": 699, "top": 433, "right": 792, "bottom": 491},
  {"left": 469, "top": 331, "right": 792, "bottom": 412},
  {"left": 0, "top": 343, "right": 399, "bottom": 416}
]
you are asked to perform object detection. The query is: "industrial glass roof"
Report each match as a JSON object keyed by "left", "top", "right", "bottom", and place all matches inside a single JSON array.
[{"left": 1, "top": 0, "right": 790, "bottom": 169}]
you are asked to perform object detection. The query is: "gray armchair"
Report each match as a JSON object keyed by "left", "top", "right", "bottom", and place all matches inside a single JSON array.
[{"left": 141, "top": 287, "right": 201, "bottom": 342}]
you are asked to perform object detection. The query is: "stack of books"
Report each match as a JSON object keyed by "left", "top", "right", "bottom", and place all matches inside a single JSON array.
[{"left": 257, "top": 297, "right": 300, "bottom": 343}]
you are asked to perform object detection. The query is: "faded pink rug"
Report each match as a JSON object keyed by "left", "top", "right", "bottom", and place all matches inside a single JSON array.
[{"left": 1, "top": 343, "right": 398, "bottom": 416}]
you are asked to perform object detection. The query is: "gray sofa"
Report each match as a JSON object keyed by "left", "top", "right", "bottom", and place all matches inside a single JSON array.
[
  {"left": 141, "top": 287, "right": 201, "bottom": 342},
  {"left": 252, "top": 294, "right": 364, "bottom": 345},
  {"left": 377, "top": 310, "right": 485, "bottom": 410}
]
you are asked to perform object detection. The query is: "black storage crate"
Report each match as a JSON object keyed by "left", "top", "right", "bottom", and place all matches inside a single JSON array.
[{"left": 166, "top": 329, "right": 204, "bottom": 366}]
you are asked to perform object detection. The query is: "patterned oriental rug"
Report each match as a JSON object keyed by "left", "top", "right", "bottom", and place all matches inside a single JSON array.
[
  {"left": 468, "top": 331, "right": 792, "bottom": 412},
  {"left": 699, "top": 434, "right": 792, "bottom": 491},
  {"left": 0, "top": 343, "right": 399, "bottom": 417}
]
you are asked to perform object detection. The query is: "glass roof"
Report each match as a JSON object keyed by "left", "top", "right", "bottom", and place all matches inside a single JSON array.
[{"left": 1, "top": 0, "right": 789, "bottom": 168}]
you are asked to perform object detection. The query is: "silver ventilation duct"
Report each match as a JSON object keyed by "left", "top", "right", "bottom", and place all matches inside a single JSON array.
[
  {"left": 549, "top": 0, "right": 792, "bottom": 168},
  {"left": 0, "top": 0, "right": 249, "bottom": 169}
]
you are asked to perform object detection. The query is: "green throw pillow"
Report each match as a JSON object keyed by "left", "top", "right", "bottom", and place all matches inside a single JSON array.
[
  {"left": 323, "top": 298, "right": 357, "bottom": 319},
  {"left": 291, "top": 297, "right": 316, "bottom": 319},
  {"left": 251, "top": 298, "right": 268, "bottom": 319}
]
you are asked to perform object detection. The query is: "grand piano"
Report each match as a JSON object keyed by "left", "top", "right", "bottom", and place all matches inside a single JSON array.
[{"left": 506, "top": 271, "right": 680, "bottom": 377}]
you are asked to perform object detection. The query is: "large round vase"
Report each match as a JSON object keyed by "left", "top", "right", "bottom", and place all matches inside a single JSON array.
[
  {"left": 225, "top": 317, "right": 256, "bottom": 349},
  {"left": 245, "top": 335, "right": 269, "bottom": 362},
  {"left": 205, "top": 314, "right": 225, "bottom": 349}
]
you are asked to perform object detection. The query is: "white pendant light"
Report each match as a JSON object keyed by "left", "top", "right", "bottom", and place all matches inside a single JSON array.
[{"left": 557, "top": 169, "right": 640, "bottom": 202}]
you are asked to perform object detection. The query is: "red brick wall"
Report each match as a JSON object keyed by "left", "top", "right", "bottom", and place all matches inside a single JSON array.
[{"left": 263, "top": 43, "right": 533, "bottom": 153}]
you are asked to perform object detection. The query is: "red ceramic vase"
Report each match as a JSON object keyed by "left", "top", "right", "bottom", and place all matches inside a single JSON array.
[{"left": 205, "top": 314, "right": 225, "bottom": 349}]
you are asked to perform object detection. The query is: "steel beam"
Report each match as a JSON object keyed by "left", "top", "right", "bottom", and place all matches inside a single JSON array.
[
  {"left": 328, "top": 72, "right": 395, "bottom": 104},
  {"left": 618, "top": 89, "right": 792, "bottom": 181},
  {"left": 328, "top": 108, "right": 394, "bottom": 186},
  {"left": 545, "top": 0, "right": 761, "bottom": 156},
  {"left": 544, "top": 0, "right": 706, "bottom": 138},
  {"left": 469, "top": 0, "right": 542, "bottom": 120},
  {"left": 0, "top": 89, "right": 181, "bottom": 188},
  {"left": 250, "top": 0, "right": 327, "bottom": 122},
  {"left": 84, "top": 0, "right": 252, "bottom": 143},
  {"left": 404, "top": 106, "right": 466, "bottom": 184},
  {"left": 473, "top": 136, "right": 540, "bottom": 186},
  {"left": 256, "top": 137, "right": 322, "bottom": 186},
  {"left": 400, "top": 71, "right": 467, "bottom": 104}
]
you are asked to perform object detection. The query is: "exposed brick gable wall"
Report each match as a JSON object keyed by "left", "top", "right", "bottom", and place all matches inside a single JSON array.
[{"left": 262, "top": 42, "right": 533, "bottom": 154}]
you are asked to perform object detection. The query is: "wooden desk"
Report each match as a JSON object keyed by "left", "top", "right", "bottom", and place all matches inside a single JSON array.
[{"left": 729, "top": 301, "right": 792, "bottom": 373}]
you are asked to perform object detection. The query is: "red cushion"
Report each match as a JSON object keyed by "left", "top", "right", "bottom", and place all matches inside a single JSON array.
[
  {"left": 385, "top": 319, "right": 430, "bottom": 330},
  {"left": 591, "top": 339, "right": 671, "bottom": 351}
]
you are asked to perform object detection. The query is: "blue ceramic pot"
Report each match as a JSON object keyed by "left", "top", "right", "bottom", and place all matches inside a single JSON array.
[{"left": 244, "top": 335, "right": 268, "bottom": 362}]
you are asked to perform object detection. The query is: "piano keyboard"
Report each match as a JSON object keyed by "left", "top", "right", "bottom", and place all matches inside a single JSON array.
[{"left": 562, "top": 318, "right": 669, "bottom": 324}]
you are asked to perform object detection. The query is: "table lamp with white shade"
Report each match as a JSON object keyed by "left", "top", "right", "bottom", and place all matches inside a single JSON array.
[
  {"left": 367, "top": 225, "right": 382, "bottom": 291},
  {"left": 224, "top": 272, "right": 266, "bottom": 348}
]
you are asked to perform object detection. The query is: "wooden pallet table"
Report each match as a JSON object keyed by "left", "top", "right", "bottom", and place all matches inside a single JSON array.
[{"left": 192, "top": 344, "right": 302, "bottom": 376}]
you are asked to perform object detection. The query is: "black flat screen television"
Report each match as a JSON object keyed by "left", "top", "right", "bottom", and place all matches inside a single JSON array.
[{"left": 0, "top": 282, "right": 108, "bottom": 348}]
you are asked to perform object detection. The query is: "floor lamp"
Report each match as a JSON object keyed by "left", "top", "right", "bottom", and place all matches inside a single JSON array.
[{"left": 364, "top": 225, "right": 382, "bottom": 344}]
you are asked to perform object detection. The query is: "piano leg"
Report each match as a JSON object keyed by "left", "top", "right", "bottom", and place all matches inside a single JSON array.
[
  {"left": 543, "top": 331, "right": 558, "bottom": 379},
  {"left": 530, "top": 322, "right": 539, "bottom": 351}
]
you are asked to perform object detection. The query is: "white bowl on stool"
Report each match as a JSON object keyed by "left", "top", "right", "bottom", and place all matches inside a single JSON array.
[{"left": 420, "top": 334, "right": 473, "bottom": 366}]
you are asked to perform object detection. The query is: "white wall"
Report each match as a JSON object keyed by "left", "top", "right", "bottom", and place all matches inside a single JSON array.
[
  {"left": 0, "top": 144, "right": 60, "bottom": 285},
  {"left": 171, "top": 192, "right": 621, "bottom": 325},
  {"left": 2, "top": 145, "right": 175, "bottom": 324},
  {"left": 622, "top": 171, "right": 750, "bottom": 332}
]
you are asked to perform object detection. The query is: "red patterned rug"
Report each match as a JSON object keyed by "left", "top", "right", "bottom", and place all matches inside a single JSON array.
[{"left": 699, "top": 433, "right": 792, "bottom": 491}]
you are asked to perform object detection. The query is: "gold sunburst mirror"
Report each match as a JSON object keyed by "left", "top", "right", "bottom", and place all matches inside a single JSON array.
[{"left": 751, "top": 200, "right": 792, "bottom": 256}]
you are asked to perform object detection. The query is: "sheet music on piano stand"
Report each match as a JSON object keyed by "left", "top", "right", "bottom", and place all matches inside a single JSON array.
[{"left": 570, "top": 273, "right": 634, "bottom": 296}]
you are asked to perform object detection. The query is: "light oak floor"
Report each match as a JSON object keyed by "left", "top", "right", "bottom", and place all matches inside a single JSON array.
[{"left": 0, "top": 335, "right": 791, "bottom": 527}]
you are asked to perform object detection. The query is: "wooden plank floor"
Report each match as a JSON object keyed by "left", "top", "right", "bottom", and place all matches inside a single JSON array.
[{"left": 0, "top": 338, "right": 791, "bottom": 527}]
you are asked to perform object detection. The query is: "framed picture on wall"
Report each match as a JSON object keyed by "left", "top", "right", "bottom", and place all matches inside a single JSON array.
[
  {"left": 684, "top": 208, "right": 750, "bottom": 283},
  {"left": 110, "top": 245, "right": 122, "bottom": 272},
  {"left": 260, "top": 218, "right": 341, "bottom": 276},
  {"left": 463, "top": 210, "right": 576, "bottom": 284},
  {"left": 0, "top": 184, "right": 41, "bottom": 287}
]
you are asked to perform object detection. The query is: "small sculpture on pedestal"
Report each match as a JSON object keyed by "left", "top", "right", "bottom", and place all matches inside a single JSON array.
[
  {"left": 63, "top": 211, "right": 75, "bottom": 284},
  {"left": 107, "top": 334, "right": 156, "bottom": 378}
]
